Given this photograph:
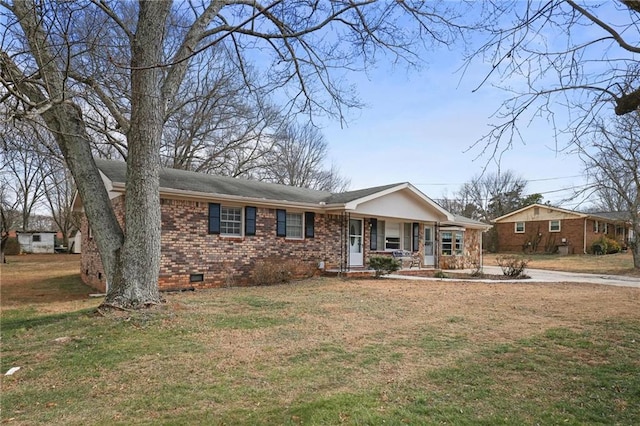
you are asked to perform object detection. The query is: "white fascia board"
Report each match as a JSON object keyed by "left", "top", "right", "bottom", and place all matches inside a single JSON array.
[
  {"left": 156, "top": 187, "right": 327, "bottom": 211},
  {"left": 493, "top": 203, "right": 586, "bottom": 222}
]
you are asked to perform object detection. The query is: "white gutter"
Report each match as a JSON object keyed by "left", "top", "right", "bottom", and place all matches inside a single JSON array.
[{"left": 583, "top": 218, "right": 587, "bottom": 254}]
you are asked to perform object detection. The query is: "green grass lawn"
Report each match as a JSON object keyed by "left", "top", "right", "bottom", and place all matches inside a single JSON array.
[{"left": 2, "top": 255, "right": 640, "bottom": 425}]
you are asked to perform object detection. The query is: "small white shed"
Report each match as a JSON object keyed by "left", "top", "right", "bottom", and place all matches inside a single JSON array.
[{"left": 17, "top": 231, "right": 56, "bottom": 254}]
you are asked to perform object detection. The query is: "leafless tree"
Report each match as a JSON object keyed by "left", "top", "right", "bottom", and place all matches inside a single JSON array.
[
  {"left": 578, "top": 113, "right": 640, "bottom": 268},
  {"left": 440, "top": 170, "right": 541, "bottom": 251},
  {"left": 0, "top": 173, "right": 20, "bottom": 263},
  {"left": 1, "top": 0, "right": 472, "bottom": 309},
  {"left": 43, "top": 162, "right": 80, "bottom": 250},
  {"left": 258, "top": 121, "right": 350, "bottom": 192},
  {"left": 0, "top": 123, "right": 49, "bottom": 231},
  {"left": 468, "top": 1, "right": 640, "bottom": 158}
]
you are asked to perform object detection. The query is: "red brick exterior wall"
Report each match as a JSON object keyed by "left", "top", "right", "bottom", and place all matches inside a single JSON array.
[
  {"left": 81, "top": 196, "right": 344, "bottom": 291},
  {"left": 496, "top": 217, "right": 628, "bottom": 254},
  {"left": 158, "top": 199, "right": 343, "bottom": 289},
  {"left": 495, "top": 218, "right": 585, "bottom": 254}
]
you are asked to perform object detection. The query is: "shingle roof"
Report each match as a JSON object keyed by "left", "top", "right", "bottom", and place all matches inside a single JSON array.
[
  {"left": 444, "top": 214, "right": 492, "bottom": 230},
  {"left": 323, "top": 183, "right": 404, "bottom": 204},
  {"left": 588, "top": 211, "right": 631, "bottom": 222},
  {"left": 95, "top": 159, "right": 389, "bottom": 205}
]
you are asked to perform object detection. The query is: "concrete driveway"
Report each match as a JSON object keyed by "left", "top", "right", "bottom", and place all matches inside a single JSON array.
[
  {"left": 390, "top": 266, "right": 640, "bottom": 288},
  {"left": 480, "top": 265, "right": 640, "bottom": 288}
]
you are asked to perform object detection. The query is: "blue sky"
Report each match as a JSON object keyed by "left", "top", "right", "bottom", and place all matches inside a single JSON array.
[
  {"left": 319, "top": 44, "right": 588, "bottom": 208},
  {"left": 310, "top": 2, "right": 628, "bottom": 210}
]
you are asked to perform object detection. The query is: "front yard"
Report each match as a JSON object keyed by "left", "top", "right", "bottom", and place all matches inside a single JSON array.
[
  {"left": 484, "top": 250, "right": 638, "bottom": 276},
  {"left": 1, "top": 255, "right": 639, "bottom": 424}
]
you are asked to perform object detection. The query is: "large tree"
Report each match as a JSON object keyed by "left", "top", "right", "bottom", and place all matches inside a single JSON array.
[
  {"left": 578, "top": 113, "right": 640, "bottom": 268},
  {"left": 470, "top": 1, "right": 640, "bottom": 153},
  {"left": 0, "top": 0, "right": 470, "bottom": 309}
]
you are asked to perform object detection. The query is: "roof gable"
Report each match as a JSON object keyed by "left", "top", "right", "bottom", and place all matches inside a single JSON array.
[{"left": 493, "top": 203, "right": 586, "bottom": 223}]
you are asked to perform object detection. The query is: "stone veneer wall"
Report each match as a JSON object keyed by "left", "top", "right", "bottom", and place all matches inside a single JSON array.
[
  {"left": 80, "top": 196, "right": 344, "bottom": 291},
  {"left": 439, "top": 228, "right": 482, "bottom": 269}
]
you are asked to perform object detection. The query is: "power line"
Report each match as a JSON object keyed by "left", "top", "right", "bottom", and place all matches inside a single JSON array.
[{"left": 414, "top": 174, "right": 584, "bottom": 186}]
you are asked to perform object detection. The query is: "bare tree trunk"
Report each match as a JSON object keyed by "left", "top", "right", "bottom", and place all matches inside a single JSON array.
[{"left": 101, "top": 1, "right": 170, "bottom": 308}]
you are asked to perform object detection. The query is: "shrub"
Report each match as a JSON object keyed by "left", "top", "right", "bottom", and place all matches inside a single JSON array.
[
  {"left": 591, "top": 236, "right": 621, "bottom": 255},
  {"left": 496, "top": 254, "right": 530, "bottom": 278},
  {"left": 433, "top": 270, "right": 449, "bottom": 279},
  {"left": 368, "top": 256, "right": 401, "bottom": 278},
  {"left": 252, "top": 259, "right": 294, "bottom": 286}
]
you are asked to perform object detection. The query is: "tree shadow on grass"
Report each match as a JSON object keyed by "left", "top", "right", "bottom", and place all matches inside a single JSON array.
[
  {"left": 2, "top": 273, "right": 95, "bottom": 305},
  {"left": 1, "top": 308, "right": 96, "bottom": 337}
]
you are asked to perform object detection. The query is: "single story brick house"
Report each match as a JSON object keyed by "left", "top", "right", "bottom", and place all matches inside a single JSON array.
[
  {"left": 493, "top": 203, "right": 633, "bottom": 254},
  {"left": 75, "top": 160, "right": 490, "bottom": 291}
]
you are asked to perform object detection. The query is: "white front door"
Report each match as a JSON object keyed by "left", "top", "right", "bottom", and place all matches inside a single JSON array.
[
  {"left": 349, "top": 219, "right": 363, "bottom": 267},
  {"left": 423, "top": 225, "right": 435, "bottom": 267}
]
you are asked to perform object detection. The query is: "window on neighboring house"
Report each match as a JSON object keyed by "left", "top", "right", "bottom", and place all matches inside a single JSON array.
[
  {"left": 220, "top": 206, "right": 242, "bottom": 236},
  {"left": 442, "top": 231, "right": 453, "bottom": 255},
  {"left": 603, "top": 223, "right": 608, "bottom": 234},
  {"left": 32, "top": 234, "right": 41, "bottom": 242},
  {"left": 593, "top": 220, "right": 599, "bottom": 233},
  {"left": 549, "top": 220, "right": 561, "bottom": 232},
  {"left": 455, "top": 231, "right": 464, "bottom": 255},
  {"left": 515, "top": 222, "right": 525, "bottom": 233}
]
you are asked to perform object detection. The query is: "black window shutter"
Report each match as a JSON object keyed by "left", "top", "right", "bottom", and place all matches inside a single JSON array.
[
  {"left": 208, "top": 203, "right": 220, "bottom": 234},
  {"left": 370, "top": 218, "right": 378, "bottom": 250},
  {"left": 412, "top": 222, "right": 420, "bottom": 252},
  {"left": 305, "top": 212, "right": 315, "bottom": 238},
  {"left": 276, "top": 209, "right": 286, "bottom": 237},
  {"left": 245, "top": 206, "right": 257, "bottom": 236}
]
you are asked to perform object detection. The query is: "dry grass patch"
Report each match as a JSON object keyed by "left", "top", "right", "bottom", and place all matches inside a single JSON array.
[
  {"left": 485, "top": 251, "right": 639, "bottom": 276},
  {"left": 2, "top": 256, "right": 640, "bottom": 424}
]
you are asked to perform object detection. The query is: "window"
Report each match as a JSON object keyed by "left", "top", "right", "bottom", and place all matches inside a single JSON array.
[
  {"left": 385, "top": 222, "right": 401, "bottom": 250},
  {"left": 276, "top": 209, "right": 306, "bottom": 239},
  {"left": 593, "top": 220, "right": 599, "bottom": 233},
  {"left": 376, "top": 220, "right": 386, "bottom": 250},
  {"left": 209, "top": 203, "right": 257, "bottom": 237},
  {"left": 442, "top": 231, "right": 453, "bottom": 255},
  {"left": 549, "top": 220, "right": 561, "bottom": 232},
  {"left": 220, "top": 206, "right": 242, "bottom": 236},
  {"left": 603, "top": 223, "right": 608, "bottom": 234},
  {"left": 455, "top": 231, "right": 464, "bottom": 255},
  {"left": 286, "top": 212, "right": 303, "bottom": 238},
  {"left": 515, "top": 222, "right": 525, "bottom": 233},
  {"left": 32, "top": 234, "right": 41, "bottom": 242}
]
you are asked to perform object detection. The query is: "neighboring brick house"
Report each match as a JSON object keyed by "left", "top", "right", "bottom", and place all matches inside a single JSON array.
[
  {"left": 493, "top": 204, "right": 633, "bottom": 254},
  {"left": 75, "top": 160, "right": 490, "bottom": 292}
]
